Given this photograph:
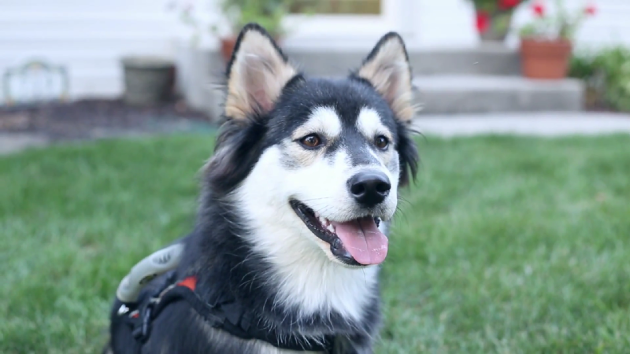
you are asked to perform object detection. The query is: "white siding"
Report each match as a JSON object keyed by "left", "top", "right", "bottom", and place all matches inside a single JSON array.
[
  {"left": 0, "top": 0, "right": 179, "bottom": 101},
  {"left": 1, "top": 0, "right": 629, "bottom": 101},
  {"left": 407, "top": 0, "right": 478, "bottom": 50},
  {"left": 574, "top": 0, "right": 630, "bottom": 50},
  {"left": 0, "top": 0, "right": 476, "bottom": 103}
]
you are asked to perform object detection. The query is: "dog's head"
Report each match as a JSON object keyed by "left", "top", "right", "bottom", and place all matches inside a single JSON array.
[{"left": 205, "top": 24, "right": 418, "bottom": 268}]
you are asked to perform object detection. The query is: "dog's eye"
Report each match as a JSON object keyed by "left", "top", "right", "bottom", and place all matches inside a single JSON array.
[
  {"left": 375, "top": 135, "right": 389, "bottom": 150},
  {"left": 299, "top": 134, "right": 323, "bottom": 149}
]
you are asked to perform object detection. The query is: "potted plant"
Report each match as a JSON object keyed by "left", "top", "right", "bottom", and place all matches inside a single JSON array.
[
  {"left": 170, "top": 0, "right": 295, "bottom": 63},
  {"left": 472, "top": 0, "right": 525, "bottom": 43},
  {"left": 518, "top": 0, "right": 596, "bottom": 79},
  {"left": 214, "top": 0, "right": 295, "bottom": 63}
]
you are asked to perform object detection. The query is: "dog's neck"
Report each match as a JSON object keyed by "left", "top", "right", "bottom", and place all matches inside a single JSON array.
[{"left": 188, "top": 193, "right": 381, "bottom": 337}]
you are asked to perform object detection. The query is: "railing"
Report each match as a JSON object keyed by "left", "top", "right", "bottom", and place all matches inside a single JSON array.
[{"left": 3, "top": 59, "right": 69, "bottom": 107}]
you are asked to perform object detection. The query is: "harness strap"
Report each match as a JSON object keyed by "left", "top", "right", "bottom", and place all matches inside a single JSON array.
[{"left": 122, "top": 276, "right": 335, "bottom": 353}]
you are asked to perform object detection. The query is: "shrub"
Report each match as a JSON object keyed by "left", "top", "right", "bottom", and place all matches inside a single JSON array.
[{"left": 570, "top": 46, "right": 630, "bottom": 112}]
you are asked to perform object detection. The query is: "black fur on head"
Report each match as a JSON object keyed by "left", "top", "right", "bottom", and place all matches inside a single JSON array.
[
  {"left": 204, "top": 24, "right": 293, "bottom": 192},
  {"left": 349, "top": 31, "right": 419, "bottom": 186},
  {"left": 205, "top": 23, "right": 418, "bottom": 195},
  {"left": 394, "top": 119, "right": 419, "bottom": 187}
]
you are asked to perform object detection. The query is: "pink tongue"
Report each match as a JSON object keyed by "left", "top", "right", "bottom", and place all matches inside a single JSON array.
[{"left": 330, "top": 217, "right": 388, "bottom": 265}]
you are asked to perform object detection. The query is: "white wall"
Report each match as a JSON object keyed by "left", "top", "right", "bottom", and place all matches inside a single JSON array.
[
  {"left": 0, "top": 0, "right": 481, "bottom": 102},
  {"left": 1, "top": 0, "right": 628, "bottom": 102},
  {"left": 408, "top": 0, "right": 479, "bottom": 50},
  {"left": 0, "top": 0, "right": 178, "bottom": 101}
]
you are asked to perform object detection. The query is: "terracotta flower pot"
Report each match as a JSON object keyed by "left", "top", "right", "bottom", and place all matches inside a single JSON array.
[
  {"left": 220, "top": 37, "right": 237, "bottom": 64},
  {"left": 520, "top": 38, "right": 573, "bottom": 79}
]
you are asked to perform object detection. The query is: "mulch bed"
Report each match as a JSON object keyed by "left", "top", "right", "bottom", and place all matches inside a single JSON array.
[
  {"left": 1, "top": 95, "right": 623, "bottom": 143},
  {"left": 0, "top": 98, "right": 213, "bottom": 141}
]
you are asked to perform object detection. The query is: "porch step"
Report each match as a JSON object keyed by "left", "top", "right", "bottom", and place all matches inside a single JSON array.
[
  {"left": 199, "top": 75, "right": 585, "bottom": 121},
  {"left": 286, "top": 45, "right": 520, "bottom": 77},
  {"left": 414, "top": 75, "right": 585, "bottom": 114}
]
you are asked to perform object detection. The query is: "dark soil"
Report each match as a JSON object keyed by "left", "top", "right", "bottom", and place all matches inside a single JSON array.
[
  {"left": 583, "top": 87, "right": 621, "bottom": 113},
  {"left": 0, "top": 98, "right": 215, "bottom": 141}
]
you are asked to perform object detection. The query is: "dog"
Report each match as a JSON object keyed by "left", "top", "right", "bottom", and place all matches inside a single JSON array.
[{"left": 107, "top": 23, "right": 418, "bottom": 354}]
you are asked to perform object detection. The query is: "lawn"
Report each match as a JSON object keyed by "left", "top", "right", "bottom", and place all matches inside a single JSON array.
[{"left": 1, "top": 134, "right": 629, "bottom": 353}]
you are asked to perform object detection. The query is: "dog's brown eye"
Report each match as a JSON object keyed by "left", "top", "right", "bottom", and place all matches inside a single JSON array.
[
  {"left": 375, "top": 135, "right": 389, "bottom": 150},
  {"left": 299, "top": 134, "right": 322, "bottom": 149}
]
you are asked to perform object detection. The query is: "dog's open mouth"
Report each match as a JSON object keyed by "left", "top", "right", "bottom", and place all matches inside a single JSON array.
[{"left": 290, "top": 200, "right": 388, "bottom": 266}]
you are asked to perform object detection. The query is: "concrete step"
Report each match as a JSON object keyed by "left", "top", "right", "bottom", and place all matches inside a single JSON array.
[
  {"left": 178, "top": 47, "right": 578, "bottom": 119},
  {"left": 198, "top": 75, "right": 585, "bottom": 121},
  {"left": 412, "top": 112, "right": 630, "bottom": 137},
  {"left": 286, "top": 45, "right": 520, "bottom": 77},
  {"left": 414, "top": 75, "right": 585, "bottom": 114}
]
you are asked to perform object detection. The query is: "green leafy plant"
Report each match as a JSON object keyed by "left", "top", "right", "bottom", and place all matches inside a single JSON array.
[
  {"left": 570, "top": 46, "right": 630, "bottom": 112},
  {"left": 519, "top": 0, "right": 596, "bottom": 40},
  {"left": 217, "top": 0, "right": 297, "bottom": 38},
  {"left": 169, "top": 0, "right": 299, "bottom": 46}
]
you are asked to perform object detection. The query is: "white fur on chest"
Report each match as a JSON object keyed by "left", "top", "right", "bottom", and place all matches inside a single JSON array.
[{"left": 260, "top": 229, "right": 379, "bottom": 321}]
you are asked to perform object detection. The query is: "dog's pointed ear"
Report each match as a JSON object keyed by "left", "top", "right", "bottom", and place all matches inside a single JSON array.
[
  {"left": 356, "top": 33, "right": 415, "bottom": 123},
  {"left": 224, "top": 23, "right": 297, "bottom": 121}
]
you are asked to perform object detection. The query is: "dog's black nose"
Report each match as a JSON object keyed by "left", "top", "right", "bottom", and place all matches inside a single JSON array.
[{"left": 348, "top": 171, "right": 391, "bottom": 207}]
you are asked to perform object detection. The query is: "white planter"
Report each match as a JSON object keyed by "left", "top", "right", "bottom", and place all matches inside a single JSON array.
[{"left": 175, "top": 42, "right": 225, "bottom": 122}]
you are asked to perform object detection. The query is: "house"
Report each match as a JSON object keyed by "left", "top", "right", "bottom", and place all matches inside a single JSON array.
[{"left": 1, "top": 0, "right": 628, "bottom": 115}]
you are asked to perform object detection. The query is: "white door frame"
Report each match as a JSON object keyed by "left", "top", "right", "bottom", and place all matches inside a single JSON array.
[
  {"left": 197, "top": 0, "right": 477, "bottom": 50},
  {"left": 282, "top": 0, "right": 417, "bottom": 49}
]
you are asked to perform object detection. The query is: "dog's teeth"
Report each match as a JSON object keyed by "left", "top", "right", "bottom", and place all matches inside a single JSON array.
[
  {"left": 332, "top": 237, "right": 342, "bottom": 250},
  {"left": 327, "top": 224, "right": 335, "bottom": 234},
  {"left": 319, "top": 216, "right": 328, "bottom": 226}
]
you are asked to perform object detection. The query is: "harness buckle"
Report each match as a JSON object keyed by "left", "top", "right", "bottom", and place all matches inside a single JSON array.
[{"left": 131, "top": 298, "right": 158, "bottom": 342}]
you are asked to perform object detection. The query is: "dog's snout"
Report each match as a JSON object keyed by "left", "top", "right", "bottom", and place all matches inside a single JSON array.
[{"left": 348, "top": 171, "right": 391, "bottom": 207}]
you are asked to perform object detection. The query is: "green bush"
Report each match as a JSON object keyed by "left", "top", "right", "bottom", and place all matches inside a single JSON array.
[{"left": 570, "top": 46, "right": 630, "bottom": 112}]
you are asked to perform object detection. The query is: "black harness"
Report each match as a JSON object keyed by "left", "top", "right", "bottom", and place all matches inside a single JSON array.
[{"left": 119, "top": 275, "right": 336, "bottom": 353}]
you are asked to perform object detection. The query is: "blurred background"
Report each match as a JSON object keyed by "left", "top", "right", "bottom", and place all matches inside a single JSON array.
[
  {"left": 2, "top": 1, "right": 630, "bottom": 353},
  {"left": 1, "top": 0, "right": 629, "bottom": 134}
]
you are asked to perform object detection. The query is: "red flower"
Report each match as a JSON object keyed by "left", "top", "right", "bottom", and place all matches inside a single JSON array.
[
  {"left": 499, "top": 0, "right": 521, "bottom": 10},
  {"left": 532, "top": 2, "right": 545, "bottom": 17},
  {"left": 585, "top": 3, "right": 597, "bottom": 16},
  {"left": 476, "top": 11, "right": 490, "bottom": 33}
]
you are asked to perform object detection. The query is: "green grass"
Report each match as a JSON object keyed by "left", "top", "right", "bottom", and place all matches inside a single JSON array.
[{"left": 1, "top": 134, "right": 629, "bottom": 353}]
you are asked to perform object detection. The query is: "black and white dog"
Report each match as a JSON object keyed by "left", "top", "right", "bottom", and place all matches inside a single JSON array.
[{"left": 108, "top": 23, "right": 418, "bottom": 354}]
